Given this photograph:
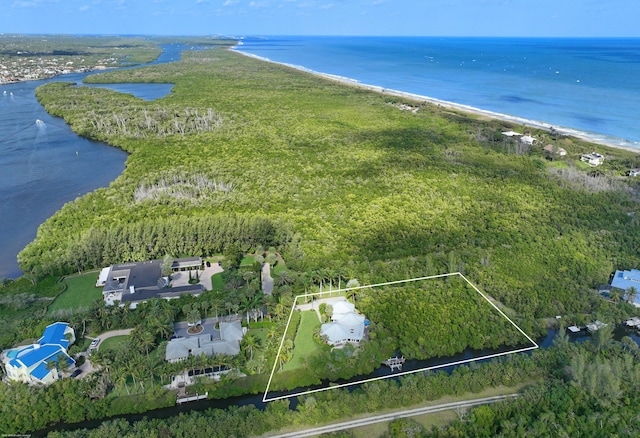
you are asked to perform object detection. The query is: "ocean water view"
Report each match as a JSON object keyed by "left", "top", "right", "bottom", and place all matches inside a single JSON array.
[{"left": 236, "top": 36, "right": 640, "bottom": 149}]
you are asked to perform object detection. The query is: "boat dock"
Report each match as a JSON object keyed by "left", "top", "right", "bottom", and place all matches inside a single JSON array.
[
  {"left": 177, "top": 391, "right": 208, "bottom": 404},
  {"left": 383, "top": 356, "right": 406, "bottom": 371},
  {"left": 625, "top": 317, "right": 640, "bottom": 328}
]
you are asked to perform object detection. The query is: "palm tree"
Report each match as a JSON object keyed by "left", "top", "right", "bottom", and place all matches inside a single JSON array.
[
  {"left": 241, "top": 334, "right": 260, "bottom": 360},
  {"left": 274, "top": 270, "right": 294, "bottom": 287},
  {"left": 187, "top": 308, "right": 202, "bottom": 328},
  {"left": 139, "top": 330, "right": 155, "bottom": 358},
  {"left": 242, "top": 270, "right": 256, "bottom": 287},
  {"left": 278, "top": 339, "right": 294, "bottom": 371},
  {"left": 609, "top": 288, "right": 622, "bottom": 303},
  {"left": 116, "top": 371, "right": 131, "bottom": 395},
  {"left": 345, "top": 279, "right": 360, "bottom": 303},
  {"left": 626, "top": 286, "right": 638, "bottom": 305},
  {"left": 265, "top": 253, "right": 277, "bottom": 266}
]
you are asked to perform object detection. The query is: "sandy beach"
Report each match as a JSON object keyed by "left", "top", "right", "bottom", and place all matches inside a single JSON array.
[{"left": 232, "top": 47, "right": 639, "bottom": 154}]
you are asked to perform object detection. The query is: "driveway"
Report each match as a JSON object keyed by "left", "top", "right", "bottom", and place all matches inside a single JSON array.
[
  {"left": 171, "top": 263, "right": 223, "bottom": 291},
  {"left": 173, "top": 316, "right": 221, "bottom": 339},
  {"left": 262, "top": 263, "right": 273, "bottom": 295},
  {"left": 78, "top": 328, "right": 133, "bottom": 378}
]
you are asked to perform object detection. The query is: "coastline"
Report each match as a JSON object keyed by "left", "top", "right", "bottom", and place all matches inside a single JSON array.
[{"left": 231, "top": 47, "right": 640, "bottom": 154}]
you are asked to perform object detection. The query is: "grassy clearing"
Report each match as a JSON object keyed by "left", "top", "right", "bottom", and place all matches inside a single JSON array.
[
  {"left": 48, "top": 272, "right": 102, "bottom": 315},
  {"left": 240, "top": 255, "right": 255, "bottom": 267},
  {"left": 284, "top": 310, "right": 323, "bottom": 371},
  {"left": 98, "top": 335, "right": 129, "bottom": 353}
]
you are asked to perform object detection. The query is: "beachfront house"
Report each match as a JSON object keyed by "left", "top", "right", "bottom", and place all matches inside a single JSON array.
[
  {"left": 543, "top": 144, "right": 567, "bottom": 157},
  {"left": 580, "top": 152, "right": 605, "bottom": 166},
  {"left": 501, "top": 131, "right": 523, "bottom": 138},
  {"left": 1, "top": 322, "right": 75, "bottom": 385},
  {"left": 320, "top": 299, "right": 366, "bottom": 347},
  {"left": 610, "top": 269, "right": 640, "bottom": 307},
  {"left": 165, "top": 321, "right": 245, "bottom": 363},
  {"left": 520, "top": 135, "right": 536, "bottom": 145},
  {"left": 100, "top": 257, "right": 204, "bottom": 308}
]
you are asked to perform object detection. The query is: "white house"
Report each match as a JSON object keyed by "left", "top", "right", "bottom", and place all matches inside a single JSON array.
[
  {"left": 520, "top": 135, "right": 536, "bottom": 145},
  {"left": 1, "top": 322, "right": 75, "bottom": 385},
  {"left": 580, "top": 152, "right": 604, "bottom": 166},
  {"left": 320, "top": 299, "right": 366, "bottom": 347},
  {"left": 165, "top": 321, "right": 245, "bottom": 363}
]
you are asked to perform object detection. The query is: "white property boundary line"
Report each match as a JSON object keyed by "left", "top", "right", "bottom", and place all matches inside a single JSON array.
[{"left": 263, "top": 272, "right": 539, "bottom": 402}]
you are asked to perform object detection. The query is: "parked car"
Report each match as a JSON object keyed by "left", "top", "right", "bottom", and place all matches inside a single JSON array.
[
  {"left": 90, "top": 338, "right": 100, "bottom": 348},
  {"left": 70, "top": 369, "right": 82, "bottom": 378}
]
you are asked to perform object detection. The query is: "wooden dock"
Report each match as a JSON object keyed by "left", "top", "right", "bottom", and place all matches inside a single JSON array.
[
  {"left": 625, "top": 317, "right": 640, "bottom": 328},
  {"left": 383, "top": 356, "right": 406, "bottom": 371},
  {"left": 177, "top": 391, "right": 208, "bottom": 404}
]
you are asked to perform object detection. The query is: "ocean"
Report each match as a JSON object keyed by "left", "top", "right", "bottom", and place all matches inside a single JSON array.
[{"left": 235, "top": 36, "right": 640, "bottom": 149}]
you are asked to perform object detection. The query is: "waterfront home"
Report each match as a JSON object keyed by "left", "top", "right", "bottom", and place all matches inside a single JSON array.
[
  {"left": 320, "top": 299, "right": 366, "bottom": 347},
  {"left": 580, "top": 152, "right": 604, "bottom": 166},
  {"left": 165, "top": 321, "right": 245, "bottom": 363},
  {"left": 501, "top": 131, "right": 523, "bottom": 137},
  {"left": 100, "top": 257, "right": 204, "bottom": 307},
  {"left": 1, "top": 322, "right": 75, "bottom": 385},
  {"left": 610, "top": 269, "right": 640, "bottom": 306}
]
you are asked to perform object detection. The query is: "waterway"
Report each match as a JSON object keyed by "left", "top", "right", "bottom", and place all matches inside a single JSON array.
[
  {"left": 32, "top": 325, "right": 640, "bottom": 436},
  {"left": 0, "top": 44, "right": 191, "bottom": 279}
]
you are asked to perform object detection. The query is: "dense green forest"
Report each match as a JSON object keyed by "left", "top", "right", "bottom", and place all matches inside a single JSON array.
[
  {"left": 22, "top": 45, "right": 640, "bottom": 320},
  {"left": 358, "top": 276, "right": 535, "bottom": 359}
]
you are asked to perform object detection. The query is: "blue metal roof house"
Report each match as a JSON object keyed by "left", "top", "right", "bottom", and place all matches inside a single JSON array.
[
  {"left": 611, "top": 269, "right": 640, "bottom": 307},
  {"left": 1, "top": 322, "right": 75, "bottom": 385}
]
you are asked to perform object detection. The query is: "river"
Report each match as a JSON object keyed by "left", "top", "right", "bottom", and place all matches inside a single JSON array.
[
  {"left": 0, "top": 44, "right": 192, "bottom": 279},
  {"left": 32, "top": 325, "right": 640, "bottom": 436}
]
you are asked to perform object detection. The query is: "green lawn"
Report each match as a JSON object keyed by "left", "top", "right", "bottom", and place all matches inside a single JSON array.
[
  {"left": 98, "top": 335, "right": 129, "bottom": 352},
  {"left": 240, "top": 255, "right": 255, "bottom": 267},
  {"left": 284, "top": 310, "right": 323, "bottom": 371},
  {"left": 48, "top": 272, "right": 102, "bottom": 315},
  {"left": 210, "top": 273, "right": 224, "bottom": 292}
]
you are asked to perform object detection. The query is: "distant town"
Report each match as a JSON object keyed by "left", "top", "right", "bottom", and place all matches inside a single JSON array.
[{"left": 0, "top": 55, "right": 115, "bottom": 83}]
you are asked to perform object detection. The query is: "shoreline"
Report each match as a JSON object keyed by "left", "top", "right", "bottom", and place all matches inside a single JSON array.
[{"left": 231, "top": 47, "right": 640, "bottom": 155}]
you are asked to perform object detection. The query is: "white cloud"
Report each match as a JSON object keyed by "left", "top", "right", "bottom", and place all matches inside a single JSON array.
[
  {"left": 79, "top": 5, "right": 90, "bottom": 11},
  {"left": 223, "top": 0, "right": 239, "bottom": 5},
  {"left": 249, "top": 1, "right": 270, "bottom": 7}
]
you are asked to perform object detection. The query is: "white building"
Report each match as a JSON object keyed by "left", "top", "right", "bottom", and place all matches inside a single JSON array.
[
  {"left": 580, "top": 152, "right": 605, "bottom": 166},
  {"left": 320, "top": 299, "right": 366, "bottom": 347}
]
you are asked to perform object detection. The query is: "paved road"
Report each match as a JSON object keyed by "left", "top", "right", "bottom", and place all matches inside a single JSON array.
[{"left": 264, "top": 394, "right": 519, "bottom": 438}]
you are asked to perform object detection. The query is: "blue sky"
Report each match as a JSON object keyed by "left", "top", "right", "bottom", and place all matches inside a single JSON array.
[{"left": 3, "top": 0, "right": 638, "bottom": 37}]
